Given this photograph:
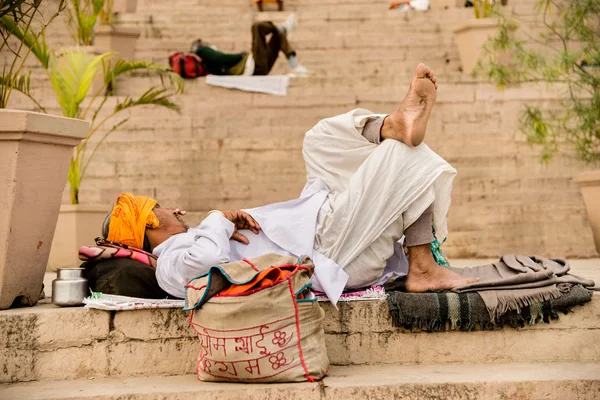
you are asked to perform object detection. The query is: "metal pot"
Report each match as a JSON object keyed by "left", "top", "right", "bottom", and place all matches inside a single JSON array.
[{"left": 52, "top": 268, "right": 88, "bottom": 307}]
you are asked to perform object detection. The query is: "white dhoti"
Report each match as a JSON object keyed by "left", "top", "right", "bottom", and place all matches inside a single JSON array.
[{"left": 303, "top": 109, "right": 457, "bottom": 289}]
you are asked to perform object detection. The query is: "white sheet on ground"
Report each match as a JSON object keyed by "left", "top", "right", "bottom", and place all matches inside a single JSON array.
[{"left": 205, "top": 74, "right": 290, "bottom": 96}]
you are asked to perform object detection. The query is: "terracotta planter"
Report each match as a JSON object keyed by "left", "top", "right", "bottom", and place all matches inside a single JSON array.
[
  {"left": 452, "top": 18, "right": 503, "bottom": 74},
  {"left": 574, "top": 170, "right": 600, "bottom": 255},
  {"left": 431, "top": 0, "right": 463, "bottom": 10},
  {"left": 113, "top": 0, "right": 138, "bottom": 13},
  {"left": 47, "top": 205, "right": 110, "bottom": 272},
  {"left": 95, "top": 25, "right": 140, "bottom": 61},
  {"left": 0, "top": 110, "right": 88, "bottom": 309}
]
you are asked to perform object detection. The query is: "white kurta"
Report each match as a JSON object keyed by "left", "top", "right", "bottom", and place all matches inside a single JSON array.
[
  {"left": 154, "top": 178, "right": 349, "bottom": 303},
  {"left": 154, "top": 109, "right": 456, "bottom": 305}
]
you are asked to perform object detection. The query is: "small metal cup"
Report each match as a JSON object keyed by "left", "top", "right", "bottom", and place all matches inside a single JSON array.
[{"left": 52, "top": 268, "right": 88, "bottom": 307}]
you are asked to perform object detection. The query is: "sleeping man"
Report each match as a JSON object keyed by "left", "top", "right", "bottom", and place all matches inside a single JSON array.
[{"left": 102, "top": 64, "right": 478, "bottom": 303}]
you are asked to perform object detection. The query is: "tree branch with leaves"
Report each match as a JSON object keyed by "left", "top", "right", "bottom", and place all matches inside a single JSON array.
[{"left": 477, "top": 0, "right": 599, "bottom": 164}]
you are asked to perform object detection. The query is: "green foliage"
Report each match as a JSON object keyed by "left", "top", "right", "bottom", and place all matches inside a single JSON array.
[
  {"left": 0, "top": 68, "right": 46, "bottom": 111},
  {"left": 66, "top": 0, "right": 105, "bottom": 45},
  {"left": 0, "top": 14, "right": 52, "bottom": 67},
  {"left": 0, "top": 0, "right": 35, "bottom": 23},
  {"left": 49, "top": 49, "right": 112, "bottom": 118},
  {"left": 98, "top": 0, "right": 113, "bottom": 25},
  {"left": 1, "top": 25, "right": 183, "bottom": 204},
  {"left": 2, "top": 1, "right": 184, "bottom": 203},
  {"left": 474, "top": 0, "right": 494, "bottom": 19},
  {"left": 478, "top": 0, "right": 600, "bottom": 164},
  {"left": 50, "top": 50, "right": 183, "bottom": 204},
  {"left": 102, "top": 58, "right": 184, "bottom": 94},
  {"left": 0, "top": 1, "right": 65, "bottom": 107}
]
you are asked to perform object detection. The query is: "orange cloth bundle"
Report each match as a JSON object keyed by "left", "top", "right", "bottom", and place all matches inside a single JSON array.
[
  {"left": 106, "top": 193, "right": 160, "bottom": 249},
  {"left": 217, "top": 265, "right": 296, "bottom": 296}
]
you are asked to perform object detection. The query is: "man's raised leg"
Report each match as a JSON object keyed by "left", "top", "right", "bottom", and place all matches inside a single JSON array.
[
  {"left": 381, "top": 63, "right": 438, "bottom": 147},
  {"left": 307, "top": 63, "right": 476, "bottom": 291}
]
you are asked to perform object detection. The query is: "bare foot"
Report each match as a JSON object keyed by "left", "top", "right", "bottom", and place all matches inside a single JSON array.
[
  {"left": 405, "top": 260, "right": 479, "bottom": 293},
  {"left": 381, "top": 63, "right": 438, "bottom": 147}
]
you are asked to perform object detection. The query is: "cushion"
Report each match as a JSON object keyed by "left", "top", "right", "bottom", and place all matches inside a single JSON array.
[{"left": 82, "top": 258, "right": 175, "bottom": 299}]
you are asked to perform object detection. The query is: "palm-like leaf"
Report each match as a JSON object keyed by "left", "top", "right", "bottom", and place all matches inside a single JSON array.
[
  {"left": 49, "top": 49, "right": 113, "bottom": 118},
  {"left": 0, "top": 14, "right": 51, "bottom": 67},
  {"left": 67, "top": 0, "right": 104, "bottom": 45},
  {"left": 0, "top": 69, "right": 46, "bottom": 111},
  {"left": 0, "top": 0, "right": 28, "bottom": 20},
  {"left": 67, "top": 156, "right": 81, "bottom": 204},
  {"left": 104, "top": 59, "right": 184, "bottom": 94},
  {"left": 114, "top": 87, "right": 180, "bottom": 113},
  {"left": 98, "top": 0, "right": 113, "bottom": 25}
]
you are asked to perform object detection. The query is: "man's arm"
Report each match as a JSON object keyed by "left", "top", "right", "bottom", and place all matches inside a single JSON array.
[{"left": 154, "top": 213, "right": 235, "bottom": 298}]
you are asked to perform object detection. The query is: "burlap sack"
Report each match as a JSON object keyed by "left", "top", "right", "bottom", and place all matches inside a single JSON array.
[{"left": 184, "top": 253, "right": 330, "bottom": 383}]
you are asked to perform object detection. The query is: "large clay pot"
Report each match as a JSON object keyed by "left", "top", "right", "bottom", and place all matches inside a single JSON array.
[
  {"left": 0, "top": 110, "right": 88, "bottom": 309},
  {"left": 452, "top": 18, "right": 503, "bottom": 74},
  {"left": 574, "top": 170, "right": 600, "bottom": 255},
  {"left": 47, "top": 204, "right": 110, "bottom": 272}
]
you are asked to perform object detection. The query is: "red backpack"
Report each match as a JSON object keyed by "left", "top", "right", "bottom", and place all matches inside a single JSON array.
[{"left": 169, "top": 52, "right": 208, "bottom": 78}]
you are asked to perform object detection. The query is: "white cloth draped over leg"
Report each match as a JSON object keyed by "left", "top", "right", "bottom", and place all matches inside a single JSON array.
[{"left": 303, "top": 109, "right": 457, "bottom": 289}]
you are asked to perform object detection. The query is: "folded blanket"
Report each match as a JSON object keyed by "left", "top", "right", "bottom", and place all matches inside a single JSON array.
[
  {"left": 387, "top": 284, "right": 593, "bottom": 331},
  {"left": 450, "top": 255, "right": 596, "bottom": 320},
  {"left": 205, "top": 75, "right": 290, "bottom": 96}
]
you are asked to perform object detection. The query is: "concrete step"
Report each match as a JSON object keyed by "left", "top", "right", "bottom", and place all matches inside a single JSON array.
[
  {"left": 1, "top": 261, "right": 598, "bottom": 383},
  {"left": 1, "top": 362, "right": 599, "bottom": 400}
]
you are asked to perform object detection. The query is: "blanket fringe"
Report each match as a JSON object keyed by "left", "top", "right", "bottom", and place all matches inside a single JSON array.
[{"left": 490, "top": 286, "right": 562, "bottom": 323}]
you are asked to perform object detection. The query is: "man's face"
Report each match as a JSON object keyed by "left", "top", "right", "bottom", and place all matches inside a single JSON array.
[{"left": 153, "top": 206, "right": 189, "bottom": 234}]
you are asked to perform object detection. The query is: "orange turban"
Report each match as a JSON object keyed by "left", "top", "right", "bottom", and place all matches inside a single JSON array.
[{"left": 106, "top": 193, "right": 160, "bottom": 249}]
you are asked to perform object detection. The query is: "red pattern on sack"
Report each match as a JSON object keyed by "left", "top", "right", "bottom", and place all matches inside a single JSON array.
[{"left": 189, "top": 257, "right": 328, "bottom": 382}]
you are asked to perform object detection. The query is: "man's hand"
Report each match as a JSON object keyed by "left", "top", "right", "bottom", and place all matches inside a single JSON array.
[{"left": 221, "top": 210, "right": 261, "bottom": 245}]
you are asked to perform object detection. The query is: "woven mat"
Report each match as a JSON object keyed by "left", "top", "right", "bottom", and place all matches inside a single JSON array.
[
  {"left": 83, "top": 286, "right": 387, "bottom": 311},
  {"left": 83, "top": 293, "right": 185, "bottom": 311}
]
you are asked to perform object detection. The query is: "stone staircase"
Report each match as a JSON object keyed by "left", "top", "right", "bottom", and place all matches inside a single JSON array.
[
  {"left": 2, "top": 0, "right": 597, "bottom": 259},
  {"left": 1, "top": 260, "right": 599, "bottom": 398},
  {"left": 3, "top": 363, "right": 600, "bottom": 400},
  {"left": 2, "top": 0, "right": 600, "bottom": 397}
]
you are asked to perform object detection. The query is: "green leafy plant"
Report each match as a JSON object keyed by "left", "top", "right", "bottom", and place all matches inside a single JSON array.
[
  {"left": 66, "top": 0, "right": 105, "bottom": 45},
  {"left": 1, "top": 16, "right": 184, "bottom": 204},
  {"left": 0, "top": 0, "right": 65, "bottom": 107},
  {"left": 478, "top": 0, "right": 599, "bottom": 164},
  {"left": 474, "top": 0, "right": 494, "bottom": 18},
  {"left": 98, "top": 0, "right": 114, "bottom": 25}
]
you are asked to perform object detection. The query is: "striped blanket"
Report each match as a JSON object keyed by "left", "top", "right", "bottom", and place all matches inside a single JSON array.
[{"left": 387, "top": 284, "right": 593, "bottom": 331}]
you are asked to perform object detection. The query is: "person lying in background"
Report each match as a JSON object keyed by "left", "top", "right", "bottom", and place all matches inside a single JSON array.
[{"left": 191, "top": 14, "right": 309, "bottom": 77}]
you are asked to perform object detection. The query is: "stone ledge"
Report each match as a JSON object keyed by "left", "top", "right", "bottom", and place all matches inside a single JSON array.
[
  {"left": 1, "top": 290, "right": 598, "bottom": 383},
  {"left": 1, "top": 362, "right": 598, "bottom": 400},
  {"left": 2, "top": 261, "right": 597, "bottom": 383}
]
